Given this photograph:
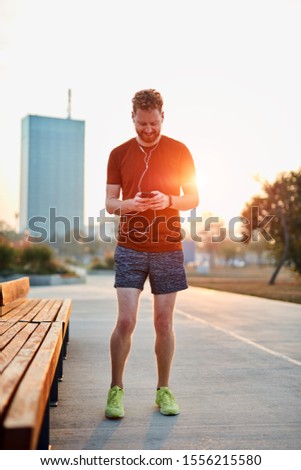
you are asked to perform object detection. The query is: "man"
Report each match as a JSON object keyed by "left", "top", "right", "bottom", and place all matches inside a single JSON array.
[{"left": 105, "top": 89, "right": 199, "bottom": 418}]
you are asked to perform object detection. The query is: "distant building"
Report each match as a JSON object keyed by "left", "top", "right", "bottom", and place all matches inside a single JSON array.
[{"left": 19, "top": 115, "right": 85, "bottom": 240}]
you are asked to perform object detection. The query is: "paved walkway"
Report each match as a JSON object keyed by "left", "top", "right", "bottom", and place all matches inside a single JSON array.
[{"left": 29, "top": 273, "right": 301, "bottom": 450}]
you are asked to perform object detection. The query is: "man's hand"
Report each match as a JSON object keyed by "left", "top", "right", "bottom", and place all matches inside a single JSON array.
[
  {"left": 138, "top": 191, "right": 170, "bottom": 210},
  {"left": 129, "top": 191, "right": 169, "bottom": 212},
  {"left": 129, "top": 192, "right": 154, "bottom": 212}
]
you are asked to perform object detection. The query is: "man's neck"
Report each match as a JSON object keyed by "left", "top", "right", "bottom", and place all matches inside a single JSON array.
[{"left": 136, "top": 135, "right": 161, "bottom": 147}]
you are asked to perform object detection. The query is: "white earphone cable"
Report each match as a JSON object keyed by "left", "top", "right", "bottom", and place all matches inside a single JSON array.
[{"left": 120, "top": 140, "right": 160, "bottom": 237}]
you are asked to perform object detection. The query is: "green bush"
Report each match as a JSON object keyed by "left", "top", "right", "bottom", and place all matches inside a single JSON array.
[
  {"left": 0, "top": 242, "right": 74, "bottom": 276},
  {"left": 0, "top": 243, "right": 15, "bottom": 270},
  {"left": 16, "top": 244, "right": 58, "bottom": 274}
]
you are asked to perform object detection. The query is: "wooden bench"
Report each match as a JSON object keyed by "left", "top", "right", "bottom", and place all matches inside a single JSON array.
[{"left": 0, "top": 277, "right": 72, "bottom": 450}]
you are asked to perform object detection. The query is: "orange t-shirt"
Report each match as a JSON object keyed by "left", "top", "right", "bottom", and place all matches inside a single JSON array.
[{"left": 106, "top": 135, "right": 196, "bottom": 252}]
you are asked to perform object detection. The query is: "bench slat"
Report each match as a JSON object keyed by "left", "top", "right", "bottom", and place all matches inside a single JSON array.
[
  {"left": 0, "top": 322, "right": 28, "bottom": 351},
  {"left": 20, "top": 299, "right": 54, "bottom": 322},
  {"left": 0, "top": 323, "right": 38, "bottom": 374},
  {"left": 0, "top": 277, "right": 30, "bottom": 307},
  {"left": 2, "top": 322, "right": 62, "bottom": 450},
  {"left": 55, "top": 299, "right": 72, "bottom": 336},
  {"left": 0, "top": 323, "right": 50, "bottom": 417},
  {"left": 34, "top": 299, "right": 63, "bottom": 323},
  {"left": 1, "top": 298, "right": 41, "bottom": 322},
  {"left": 0, "top": 321, "right": 19, "bottom": 335},
  {"left": 0, "top": 298, "right": 27, "bottom": 318}
]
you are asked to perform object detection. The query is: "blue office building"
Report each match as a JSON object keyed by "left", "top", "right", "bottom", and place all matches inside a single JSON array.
[{"left": 20, "top": 115, "right": 85, "bottom": 239}]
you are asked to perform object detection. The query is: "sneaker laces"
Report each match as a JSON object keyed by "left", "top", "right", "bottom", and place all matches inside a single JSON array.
[
  {"left": 159, "top": 388, "right": 175, "bottom": 405},
  {"left": 109, "top": 388, "right": 122, "bottom": 407}
]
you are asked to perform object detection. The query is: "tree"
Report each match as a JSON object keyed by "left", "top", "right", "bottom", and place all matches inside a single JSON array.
[{"left": 241, "top": 168, "right": 301, "bottom": 284}]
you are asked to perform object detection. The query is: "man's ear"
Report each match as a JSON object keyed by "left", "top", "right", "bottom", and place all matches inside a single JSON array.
[
  {"left": 131, "top": 111, "right": 135, "bottom": 121},
  {"left": 161, "top": 111, "right": 165, "bottom": 121}
]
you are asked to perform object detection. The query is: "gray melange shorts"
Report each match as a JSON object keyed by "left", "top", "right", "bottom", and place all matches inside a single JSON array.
[{"left": 114, "top": 245, "right": 188, "bottom": 295}]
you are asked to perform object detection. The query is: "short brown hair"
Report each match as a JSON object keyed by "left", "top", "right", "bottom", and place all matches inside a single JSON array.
[{"left": 132, "top": 89, "right": 163, "bottom": 113}]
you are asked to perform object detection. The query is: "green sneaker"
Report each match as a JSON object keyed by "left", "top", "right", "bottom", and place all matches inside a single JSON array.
[
  {"left": 156, "top": 387, "right": 180, "bottom": 415},
  {"left": 105, "top": 386, "right": 124, "bottom": 419}
]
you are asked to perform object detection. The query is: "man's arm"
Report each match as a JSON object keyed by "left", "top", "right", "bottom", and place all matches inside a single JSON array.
[
  {"left": 170, "top": 181, "right": 199, "bottom": 211},
  {"left": 106, "top": 184, "right": 132, "bottom": 215}
]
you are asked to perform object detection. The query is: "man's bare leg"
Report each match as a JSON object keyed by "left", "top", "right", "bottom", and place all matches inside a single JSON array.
[
  {"left": 153, "top": 292, "right": 177, "bottom": 388},
  {"left": 110, "top": 287, "right": 141, "bottom": 389}
]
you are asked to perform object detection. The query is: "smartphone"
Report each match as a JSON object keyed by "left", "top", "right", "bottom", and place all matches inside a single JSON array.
[{"left": 140, "top": 192, "right": 155, "bottom": 198}]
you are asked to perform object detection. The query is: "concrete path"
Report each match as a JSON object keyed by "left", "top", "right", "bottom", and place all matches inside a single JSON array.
[{"left": 28, "top": 273, "right": 301, "bottom": 450}]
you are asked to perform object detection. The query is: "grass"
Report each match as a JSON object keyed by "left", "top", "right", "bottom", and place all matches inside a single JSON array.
[{"left": 186, "top": 265, "right": 301, "bottom": 304}]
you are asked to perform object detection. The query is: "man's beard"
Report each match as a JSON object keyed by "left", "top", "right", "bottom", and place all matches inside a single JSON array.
[{"left": 136, "top": 129, "right": 160, "bottom": 145}]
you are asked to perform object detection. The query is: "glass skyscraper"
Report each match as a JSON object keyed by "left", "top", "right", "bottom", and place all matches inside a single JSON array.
[{"left": 20, "top": 115, "right": 85, "bottom": 239}]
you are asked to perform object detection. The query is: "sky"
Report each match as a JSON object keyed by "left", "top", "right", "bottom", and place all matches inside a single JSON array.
[{"left": 1, "top": 0, "right": 301, "bottom": 230}]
